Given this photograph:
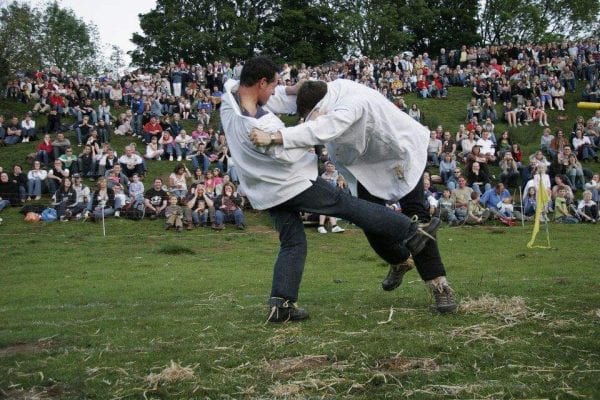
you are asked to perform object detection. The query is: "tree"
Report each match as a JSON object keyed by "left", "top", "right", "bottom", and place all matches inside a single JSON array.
[
  {"left": 0, "top": 2, "right": 42, "bottom": 79},
  {"left": 401, "top": 0, "right": 481, "bottom": 55},
  {"left": 479, "top": 0, "right": 600, "bottom": 44},
  {"left": 261, "top": 0, "right": 344, "bottom": 65},
  {"left": 109, "top": 45, "right": 126, "bottom": 74},
  {"left": 39, "top": 2, "right": 100, "bottom": 75},
  {"left": 130, "top": 0, "right": 277, "bottom": 68},
  {"left": 331, "top": 0, "right": 413, "bottom": 58}
]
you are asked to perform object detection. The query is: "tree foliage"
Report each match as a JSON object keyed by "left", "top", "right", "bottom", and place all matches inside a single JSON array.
[
  {"left": 0, "top": 1, "right": 100, "bottom": 77},
  {"left": 479, "top": 0, "right": 600, "bottom": 44},
  {"left": 261, "top": 0, "right": 343, "bottom": 65},
  {"left": 131, "top": 0, "right": 597, "bottom": 66}
]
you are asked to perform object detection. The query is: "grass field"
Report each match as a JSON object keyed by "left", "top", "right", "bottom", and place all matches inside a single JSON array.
[{"left": 1, "top": 83, "right": 599, "bottom": 399}]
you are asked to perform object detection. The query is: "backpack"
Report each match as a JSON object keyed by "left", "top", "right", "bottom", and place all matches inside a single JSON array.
[
  {"left": 40, "top": 207, "right": 58, "bottom": 222},
  {"left": 121, "top": 200, "right": 145, "bottom": 220}
]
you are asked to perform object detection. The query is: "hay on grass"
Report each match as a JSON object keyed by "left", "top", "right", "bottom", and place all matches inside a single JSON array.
[
  {"left": 377, "top": 356, "right": 439, "bottom": 374},
  {"left": 460, "top": 294, "right": 532, "bottom": 323},
  {"left": 144, "top": 360, "right": 195, "bottom": 388},
  {"left": 264, "top": 354, "right": 330, "bottom": 376}
]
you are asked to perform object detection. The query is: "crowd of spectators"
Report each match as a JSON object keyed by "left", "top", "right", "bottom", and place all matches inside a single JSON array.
[{"left": 1, "top": 39, "right": 599, "bottom": 227}]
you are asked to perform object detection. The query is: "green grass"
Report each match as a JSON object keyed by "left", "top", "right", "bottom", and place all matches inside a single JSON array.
[{"left": 1, "top": 85, "right": 599, "bottom": 399}]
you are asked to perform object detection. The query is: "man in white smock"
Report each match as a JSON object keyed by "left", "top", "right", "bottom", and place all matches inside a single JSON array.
[
  {"left": 250, "top": 79, "right": 457, "bottom": 313},
  {"left": 221, "top": 57, "right": 438, "bottom": 322}
]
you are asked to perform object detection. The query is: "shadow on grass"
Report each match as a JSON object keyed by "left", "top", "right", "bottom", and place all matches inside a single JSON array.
[{"left": 156, "top": 244, "right": 196, "bottom": 255}]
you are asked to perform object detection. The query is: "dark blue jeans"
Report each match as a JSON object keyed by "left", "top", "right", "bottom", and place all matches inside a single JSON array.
[
  {"left": 358, "top": 175, "right": 446, "bottom": 282},
  {"left": 268, "top": 177, "right": 415, "bottom": 306}
]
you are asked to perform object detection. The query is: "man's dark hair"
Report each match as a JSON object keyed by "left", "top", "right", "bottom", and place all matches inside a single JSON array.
[
  {"left": 240, "top": 56, "right": 279, "bottom": 86},
  {"left": 297, "top": 80, "right": 328, "bottom": 119}
]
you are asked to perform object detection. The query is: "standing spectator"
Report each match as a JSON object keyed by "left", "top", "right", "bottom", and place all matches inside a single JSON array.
[{"left": 427, "top": 130, "right": 442, "bottom": 167}]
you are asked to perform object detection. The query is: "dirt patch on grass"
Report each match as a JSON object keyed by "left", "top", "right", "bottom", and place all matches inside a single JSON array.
[
  {"left": 264, "top": 354, "right": 331, "bottom": 376},
  {"left": 268, "top": 383, "right": 302, "bottom": 397},
  {"left": 376, "top": 356, "right": 439, "bottom": 374},
  {"left": 0, "top": 339, "right": 57, "bottom": 358}
]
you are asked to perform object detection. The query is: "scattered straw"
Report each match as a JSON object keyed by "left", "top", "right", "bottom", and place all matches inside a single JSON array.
[
  {"left": 265, "top": 355, "right": 330, "bottom": 376},
  {"left": 377, "top": 306, "right": 395, "bottom": 324},
  {"left": 377, "top": 356, "right": 439, "bottom": 374},
  {"left": 144, "top": 360, "right": 195, "bottom": 389},
  {"left": 460, "top": 294, "right": 532, "bottom": 323},
  {"left": 268, "top": 383, "right": 302, "bottom": 397},
  {"left": 450, "top": 323, "right": 511, "bottom": 344}
]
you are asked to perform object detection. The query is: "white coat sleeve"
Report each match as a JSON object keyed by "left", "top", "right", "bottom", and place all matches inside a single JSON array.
[
  {"left": 280, "top": 104, "right": 358, "bottom": 149},
  {"left": 264, "top": 86, "right": 297, "bottom": 115}
]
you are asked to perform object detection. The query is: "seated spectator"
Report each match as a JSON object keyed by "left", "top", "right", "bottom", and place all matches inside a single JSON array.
[
  {"left": 36, "top": 134, "right": 54, "bottom": 167},
  {"left": 572, "top": 128, "right": 597, "bottom": 162},
  {"left": 551, "top": 175, "right": 574, "bottom": 204},
  {"left": 581, "top": 82, "right": 599, "bottom": 102},
  {"left": 145, "top": 136, "right": 164, "bottom": 161},
  {"left": 4, "top": 116, "right": 22, "bottom": 145},
  {"left": 538, "top": 81, "right": 553, "bottom": 110},
  {"left": 212, "top": 182, "right": 245, "bottom": 230},
  {"left": 174, "top": 129, "right": 193, "bottom": 161},
  {"left": 466, "top": 98, "right": 481, "bottom": 121},
  {"left": 144, "top": 177, "right": 169, "bottom": 219},
  {"left": 96, "top": 119, "right": 111, "bottom": 143},
  {"left": 480, "top": 183, "right": 522, "bottom": 220},
  {"left": 190, "top": 184, "right": 215, "bottom": 227},
  {"left": 89, "top": 177, "right": 115, "bottom": 221},
  {"left": 75, "top": 116, "right": 93, "bottom": 147},
  {"left": 466, "top": 191, "right": 490, "bottom": 225},
  {"left": 169, "top": 163, "right": 191, "bottom": 199},
  {"left": 51, "top": 177, "right": 83, "bottom": 221},
  {"left": 164, "top": 195, "right": 184, "bottom": 232},
  {"left": 499, "top": 152, "right": 520, "bottom": 187},
  {"left": 9, "top": 164, "right": 27, "bottom": 201},
  {"left": 51, "top": 132, "right": 70, "bottom": 160},
  {"left": 20, "top": 112, "right": 37, "bottom": 142},
  {"left": 118, "top": 145, "right": 145, "bottom": 178},
  {"left": 550, "top": 82, "right": 565, "bottom": 111},
  {"left": 553, "top": 187, "right": 577, "bottom": 223},
  {"left": 26, "top": 160, "right": 47, "bottom": 201},
  {"left": 191, "top": 143, "right": 211, "bottom": 175},
  {"left": 427, "top": 130, "right": 442, "bottom": 167},
  {"left": 481, "top": 98, "right": 497, "bottom": 122},
  {"left": 47, "top": 159, "right": 68, "bottom": 194},
  {"left": 575, "top": 190, "right": 598, "bottom": 222},
  {"left": 465, "top": 145, "right": 491, "bottom": 175},
  {"left": 114, "top": 111, "right": 133, "bottom": 136},
  {"left": 496, "top": 131, "right": 513, "bottom": 158},
  {"left": 529, "top": 150, "right": 551, "bottom": 170},
  {"left": 159, "top": 131, "right": 176, "bottom": 161},
  {"left": 408, "top": 103, "right": 421, "bottom": 122},
  {"left": 522, "top": 186, "right": 537, "bottom": 220},
  {"left": 438, "top": 188, "right": 459, "bottom": 225},
  {"left": 97, "top": 99, "right": 112, "bottom": 124},
  {"left": 467, "top": 161, "right": 492, "bottom": 194},
  {"left": 58, "top": 147, "right": 79, "bottom": 174},
  {"left": 0, "top": 171, "right": 20, "bottom": 212},
  {"left": 105, "top": 164, "right": 129, "bottom": 190},
  {"left": 540, "top": 128, "right": 554, "bottom": 157},
  {"left": 439, "top": 152, "right": 456, "bottom": 185},
  {"left": 476, "top": 130, "right": 497, "bottom": 163},
  {"left": 143, "top": 115, "right": 162, "bottom": 144},
  {"left": 451, "top": 176, "right": 472, "bottom": 223},
  {"left": 566, "top": 154, "right": 585, "bottom": 190},
  {"left": 584, "top": 173, "right": 599, "bottom": 202}
]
